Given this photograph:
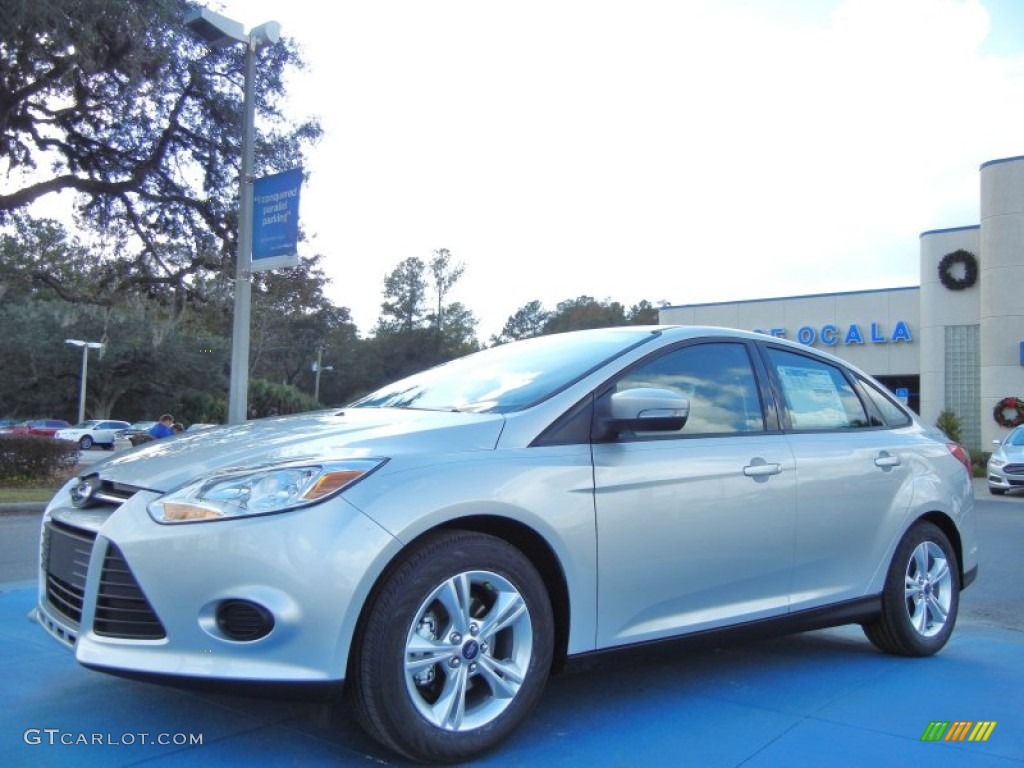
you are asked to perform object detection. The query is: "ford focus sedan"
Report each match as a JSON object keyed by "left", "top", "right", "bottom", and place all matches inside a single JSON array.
[{"left": 35, "top": 326, "right": 978, "bottom": 763}]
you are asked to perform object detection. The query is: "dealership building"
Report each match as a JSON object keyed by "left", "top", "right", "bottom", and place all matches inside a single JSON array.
[{"left": 660, "top": 154, "right": 1024, "bottom": 451}]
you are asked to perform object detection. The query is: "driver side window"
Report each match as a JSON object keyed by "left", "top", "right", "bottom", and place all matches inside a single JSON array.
[{"left": 615, "top": 342, "right": 765, "bottom": 436}]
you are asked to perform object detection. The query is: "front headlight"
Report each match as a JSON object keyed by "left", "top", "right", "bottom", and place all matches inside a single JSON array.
[
  {"left": 148, "top": 459, "right": 386, "bottom": 524},
  {"left": 988, "top": 455, "right": 1006, "bottom": 468}
]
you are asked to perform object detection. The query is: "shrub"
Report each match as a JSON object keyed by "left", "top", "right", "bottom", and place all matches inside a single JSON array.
[
  {"left": 935, "top": 410, "right": 962, "bottom": 444},
  {"left": 969, "top": 450, "right": 991, "bottom": 479},
  {"left": 248, "top": 379, "right": 322, "bottom": 417},
  {"left": 0, "top": 435, "right": 79, "bottom": 483}
]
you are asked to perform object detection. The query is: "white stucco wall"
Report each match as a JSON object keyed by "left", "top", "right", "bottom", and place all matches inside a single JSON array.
[
  {"left": 980, "top": 156, "right": 1024, "bottom": 446},
  {"left": 918, "top": 226, "right": 980, "bottom": 431}
]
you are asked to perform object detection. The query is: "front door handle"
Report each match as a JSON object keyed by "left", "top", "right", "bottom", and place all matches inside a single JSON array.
[
  {"left": 874, "top": 452, "right": 901, "bottom": 468},
  {"left": 743, "top": 460, "right": 782, "bottom": 477}
]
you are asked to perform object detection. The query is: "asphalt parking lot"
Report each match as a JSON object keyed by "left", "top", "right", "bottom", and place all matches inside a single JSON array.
[{"left": 2, "top": 481, "right": 1022, "bottom": 767}]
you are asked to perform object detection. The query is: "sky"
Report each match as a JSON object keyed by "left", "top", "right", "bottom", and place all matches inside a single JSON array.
[{"left": 203, "top": 0, "right": 1024, "bottom": 340}]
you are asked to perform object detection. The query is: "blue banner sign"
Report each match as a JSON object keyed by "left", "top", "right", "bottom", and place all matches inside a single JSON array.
[
  {"left": 252, "top": 168, "right": 302, "bottom": 271},
  {"left": 753, "top": 321, "right": 913, "bottom": 347}
]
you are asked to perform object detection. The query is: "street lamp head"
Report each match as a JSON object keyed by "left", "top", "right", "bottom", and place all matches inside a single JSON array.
[
  {"left": 185, "top": 9, "right": 281, "bottom": 48},
  {"left": 251, "top": 21, "right": 282, "bottom": 46},
  {"left": 65, "top": 339, "right": 104, "bottom": 349},
  {"left": 184, "top": 8, "right": 247, "bottom": 47}
]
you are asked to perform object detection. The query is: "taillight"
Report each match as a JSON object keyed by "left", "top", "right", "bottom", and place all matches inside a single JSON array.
[{"left": 947, "top": 443, "right": 972, "bottom": 475}]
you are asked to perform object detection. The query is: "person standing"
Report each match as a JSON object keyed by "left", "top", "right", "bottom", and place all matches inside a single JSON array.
[{"left": 147, "top": 414, "right": 176, "bottom": 439}]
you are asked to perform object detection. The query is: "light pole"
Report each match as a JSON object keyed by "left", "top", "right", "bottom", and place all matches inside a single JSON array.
[
  {"left": 312, "top": 346, "right": 333, "bottom": 403},
  {"left": 185, "top": 8, "right": 281, "bottom": 425},
  {"left": 65, "top": 339, "right": 103, "bottom": 424}
]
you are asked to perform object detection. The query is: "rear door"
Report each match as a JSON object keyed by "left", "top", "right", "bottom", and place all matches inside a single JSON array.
[
  {"left": 593, "top": 339, "right": 797, "bottom": 648},
  {"left": 759, "top": 345, "right": 914, "bottom": 610}
]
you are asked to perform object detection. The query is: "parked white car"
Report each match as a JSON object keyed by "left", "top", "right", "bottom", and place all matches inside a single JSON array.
[
  {"left": 54, "top": 420, "right": 131, "bottom": 450},
  {"left": 36, "top": 327, "right": 978, "bottom": 763}
]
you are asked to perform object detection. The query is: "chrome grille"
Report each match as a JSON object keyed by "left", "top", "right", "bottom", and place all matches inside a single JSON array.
[
  {"left": 93, "top": 480, "right": 137, "bottom": 505},
  {"left": 94, "top": 543, "right": 166, "bottom": 640},
  {"left": 1003, "top": 463, "right": 1024, "bottom": 476},
  {"left": 44, "top": 520, "right": 97, "bottom": 628}
]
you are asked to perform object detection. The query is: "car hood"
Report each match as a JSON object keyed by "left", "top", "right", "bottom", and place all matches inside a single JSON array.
[
  {"left": 996, "top": 444, "right": 1024, "bottom": 462},
  {"left": 87, "top": 408, "right": 506, "bottom": 493}
]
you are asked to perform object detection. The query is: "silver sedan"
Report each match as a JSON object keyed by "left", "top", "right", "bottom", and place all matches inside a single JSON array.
[
  {"left": 987, "top": 424, "right": 1024, "bottom": 495},
  {"left": 35, "top": 326, "right": 978, "bottom": 763}
]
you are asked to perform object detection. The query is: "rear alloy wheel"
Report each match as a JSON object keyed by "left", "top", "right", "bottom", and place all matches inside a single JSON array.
[
  {"left": 79, "top": 435, "right": 93, "bottom": 450},
  {"left": 863, "top": 521, "right": 959, "bottom": 657},
  {"left": 350, "top": 530, "right": 554, "bottom": 763}
]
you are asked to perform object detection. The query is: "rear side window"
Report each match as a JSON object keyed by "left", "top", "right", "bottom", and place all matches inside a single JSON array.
[
  {"left": 765, "top": 347, "right": 870, "bottom": 430},
  {"left": 859, "top": 379, "right": 912, "bottom": 427}
]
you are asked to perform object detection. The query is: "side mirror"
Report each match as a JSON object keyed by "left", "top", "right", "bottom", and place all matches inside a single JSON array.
[
  {"left": 606, "top": 388, "right": 689, "bottom": 433},
  {"left": 992, "top": 439, "right": 1002, "bottom": 447}
]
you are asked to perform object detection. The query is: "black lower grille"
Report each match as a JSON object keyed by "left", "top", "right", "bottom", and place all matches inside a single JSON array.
[
  {"left": 94, "top": 543, "right": 166, "bottom": 639},
  {"left": 44, "top": 521, "right": 97, "bottom": 627},
  {"left": 1004, "top": 463, "right": 1024, "bottom": 475}
]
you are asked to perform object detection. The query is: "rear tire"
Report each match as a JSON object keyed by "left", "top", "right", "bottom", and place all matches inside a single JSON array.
[
  {"left": 863, "top": 521, "right": 959, "bottom": 657},
  {"left": 349, "top": 530, "right": 554, "bottom": 763}
]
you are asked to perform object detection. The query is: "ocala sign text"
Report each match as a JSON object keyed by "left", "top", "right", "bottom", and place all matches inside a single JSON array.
[{"left": 753, "top": 321, "right": 913, "bottom": 347}]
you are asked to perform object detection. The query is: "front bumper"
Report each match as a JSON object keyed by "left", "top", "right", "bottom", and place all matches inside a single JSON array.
[
  {"left": 987, "top": 462, "right": 1024, "bottom": 491},
  {"left": 36, "top": 482, "right": 400, "bottom": 684}
]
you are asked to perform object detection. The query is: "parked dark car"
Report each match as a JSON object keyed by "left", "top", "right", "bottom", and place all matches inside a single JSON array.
[{"left": 115, "top": 421, "right": 157, "bottom": 440}]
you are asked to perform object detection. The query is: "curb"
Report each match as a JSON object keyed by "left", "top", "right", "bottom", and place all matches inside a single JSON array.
[{"left": 0, "top": 502, "right": 46, "bottom": 517}]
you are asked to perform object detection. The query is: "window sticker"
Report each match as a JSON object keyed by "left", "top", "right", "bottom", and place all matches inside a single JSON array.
[{"left": 776, "top": 365, "right": 848, "bottom": 428}]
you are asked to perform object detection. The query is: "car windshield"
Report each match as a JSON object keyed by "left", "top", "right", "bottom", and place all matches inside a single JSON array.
[
  {"left": 1007, "top": 428, "right": 1024, "bottom": 447},
  {"left": 351, "top": 328, "right": 660, "bottom": 413}
]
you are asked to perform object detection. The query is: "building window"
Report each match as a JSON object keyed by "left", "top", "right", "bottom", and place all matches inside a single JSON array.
[{"left": 944, "top": 325, "right": 980, "bottom": 450}]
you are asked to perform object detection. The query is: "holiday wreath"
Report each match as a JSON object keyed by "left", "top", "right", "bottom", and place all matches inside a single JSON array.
[
  {"left": 993, "top": 396, "right": 1024, "bottom": 428},
  {"left": 937, "top": 249, "right": 978, "bottom": 291}
]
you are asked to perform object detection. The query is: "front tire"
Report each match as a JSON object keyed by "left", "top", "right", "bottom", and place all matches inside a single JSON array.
[
  {"left": 349, "top": 530, "right": 554, "bottom": 763},
  {"left": 863, "top": 521, "right": 959, "bottom": 657},
  {"left": 79, "top": 435, "right": 93, "bottom": 450},
  {"left": 989, "top": 487, "right": 1006, "bottom": 496}
]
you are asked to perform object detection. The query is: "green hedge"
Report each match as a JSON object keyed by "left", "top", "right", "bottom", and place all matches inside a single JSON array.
[
  {"left": 969, "top": 450, "right": 991, "bottom": 479},
  {"left": 0, "top": 435, "right": 79, "bottom": 483}
]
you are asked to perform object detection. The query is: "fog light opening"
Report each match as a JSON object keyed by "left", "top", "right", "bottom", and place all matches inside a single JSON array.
[{"left": 216, "top": 599, "right": 275, "bottom": 641}]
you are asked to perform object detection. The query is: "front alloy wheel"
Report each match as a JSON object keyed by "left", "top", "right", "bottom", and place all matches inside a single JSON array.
[
  {"left": 405, "top": 570, "right": 534, "bottom": 732},
  {"left": 79, "top": 435, "right": 93, "bottom": 450},
  {"left": 350, "top": 530, "right": 554, "bottom": 763},
  {"left": 863, "top": 521, "right": 960, "bottom": 656}
]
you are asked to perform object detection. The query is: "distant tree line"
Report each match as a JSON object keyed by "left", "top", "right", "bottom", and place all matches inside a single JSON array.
[{"left": 0, "top": 225, "right": 663, "bottom": 423}]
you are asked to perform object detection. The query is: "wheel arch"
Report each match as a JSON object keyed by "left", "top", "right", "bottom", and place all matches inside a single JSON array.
[
  {"left": 916, "top": 511, "right": 964, "bottom": 583},
  {"left": 347, "top": 515, "right": 572, "bottom": 681}
]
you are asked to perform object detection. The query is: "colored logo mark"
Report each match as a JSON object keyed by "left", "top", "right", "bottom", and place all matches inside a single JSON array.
[{"left": 921, "top": 721, "right": 996, "bottom": 742}]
